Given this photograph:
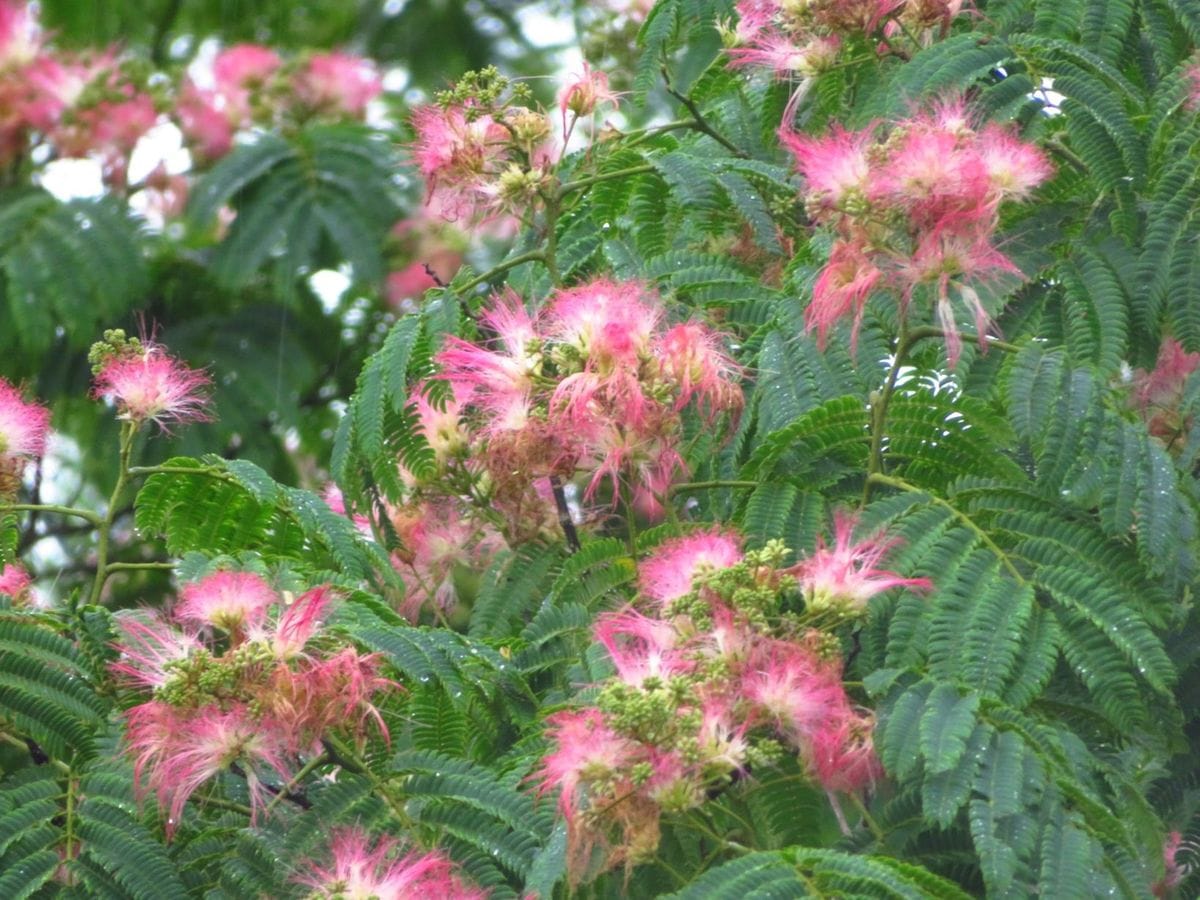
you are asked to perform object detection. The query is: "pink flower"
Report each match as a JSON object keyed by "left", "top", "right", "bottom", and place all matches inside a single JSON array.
[
  {"left": 727, "top": 33, "right": 840, "bottom": 78},
  {"left": 872, "top": 126, "right": 992, "bottom": 229},
  {"left": 175, "top": 570, "right": 277, "bottom": 639},
  {"left": 295, "top": 52, "right": 382, "bottom": 117},
  {"left": 535, "top": 708, "right": 642, "bottom": 818},
  {"left": 0, "top": 376, "right": 50, "bottom": 460},
  {"left": 790, "top": 511, "right": 930, "bottom": 614},
  {"left": 92, "top": 343, "right": 211, "bottom": 431},
  {"left": 1131, "top": 337, "right": 1200, "bottom": 445},
  {"left": 262, "top": 647, "right": 392, "bottom": 752},
  {"left": 110, "top": 611, "right": 201, "bottom": 692},
  {"left": 125, "top": 702, "right": 293, "bottom": 835},
  {"left": 638, "top": 530, "right": 743, "bottom": 607},
  {"left": 807, "top": 709, "right": 882, "bottom": 794},
  {"left": 0, "top": 0, "right": 38, "bottom": 68},
  {"left": 0, "top": 561, "right": 30, "bottom": 599},
  {"left": 807, "top": 240, "right": 882, "bottom": 350},
  {"left": 436, "top": 290, "right": 539, "bottom": 403},
  {"left": 780, "top": 124, "right": 874, "bottom": 220},
  {"left": 410, "top": 103, "right": 507, "bottom": 219},
  {"left": 298, "top": 828, "right": 487, "bottom": 900}
]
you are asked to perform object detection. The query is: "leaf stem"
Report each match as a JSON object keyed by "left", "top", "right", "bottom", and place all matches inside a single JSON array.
[
  {"left": 89, "top": 423, "right": 136, "bottom": 605},
  {"left": 905, "top": 325, "right": 1022, "bottom": 354},
  {"left": 669, "top": 480, "right": 759, "bottom": 495},
  {"left": 867, "top": 473, "right": 1026, "bottom": 583},
  {"left": 558, "top": 163, "right": 656, "bottom": 196},
  {"left": 455, "top": 248, "right": 547, "bottom": 294},
  {"left": 1, "top": 503, "right": 101, "bottom": 526},
  {"left": 103, "top": 561, "right": 177, "bottom": 573},
  {"left": 662, "top": 67, "right": 748, "bottom": 158},
  {"left": 863, "top": 319, "right": 912, "bottom": 503}
]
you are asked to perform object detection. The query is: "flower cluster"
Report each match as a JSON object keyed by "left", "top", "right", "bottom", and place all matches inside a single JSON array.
[
  {"left": 0, "top": 0, "right": 158, "bottom": 186},
  {"left": 433, "top": 278, "right": 742, "bottom": 530},
  {"left": 781, "top": 99, "right": 1052, "bottom": 364},
  {"left": 297, "top": 828, "right": 487, "bottom": 900},
  {"left": 178, "top": 43, "right": 382, "bottom": 161},
  {"left": 410, "top": 67, "right": 559, "bottom": 223},
  {"left": 0, "top": 375, "right": 50, "bottom": 496},
  {"left": 89, "top": 330, "right": 211, "bottom": 432},
  {"left": 1130, "top": 337, "right": 1200, "bottom": 449},
  {"left": 726, "top": 0, "right": 966, "bottom": 91},
  {"left": 113, "top": 571, "right": 391, "bottom": 834},
  {"left": 535, "top": 517, "right": 929, "bottom": 882}
]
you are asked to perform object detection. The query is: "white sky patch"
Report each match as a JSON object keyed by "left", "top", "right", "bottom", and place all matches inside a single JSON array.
[
  {"left": 39, "top": 157, "right": 104, "bottom": 200},
  {"left": 127, "top": 121, "right": 192, "bottom": 183},
  {"left": 310, "top": 268, "right": 352, "bottom": 312}
]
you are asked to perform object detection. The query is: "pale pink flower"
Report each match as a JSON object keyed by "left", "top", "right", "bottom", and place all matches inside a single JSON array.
[
  {"left": 780, "top": 124, "right": 874, "bottom": 220},
  {"left": 807, "top": 709, "right": 882, "bottom": 794},
  {"left": 696, "top": 698, "right": 752, "bottom": 773},
  {"left": 594, "top": 608, "right": 690, "bottom": 688},
  {"left": 110, "top": 610, "right": 201, "bottom": 692},
  {"left": 977, "top": 122, "right": 1054, "bottom": 202},
  {"left": 557, "top": 63, "right": 620, "bottom": 136},
  {"left": 1187, "top": 58, "right": 1200, "bottom": 113},
  {"left": 386, "top": 263, "right": 440, "bottom": 305},
  {"left": 295, "top": 52, "right": 382, "bottom": 117},
  {"left": 0, "top": 377, "right": 50, "bottom": 459},
  {"left": 0, "top": 0, "right": 38, "bottom": 68},
  {"left": 212, "top": 44, "right": 281, "bottom": 97},
  {"left": 790, "top": 511, "right": 930, "bottom": 614},
  {"left": 872, "top": 126, "right": 992, "bottom": 228},
  {"left": 535, "top": 708, "right": 642, "bottom": 817},
  {"left": 408, "top": 381, "right": 469, "bottom": 465},
  {"left": 125, "top": 702, "right": 293, "bottom": 835},
  {"left": 727, "top": 33, "right": 840, "bottom": 78},
  {"left": 175, "top": 570, "right": 277, "bottom": 639},
  {"left": 92, "top": 343, "right": 211, "bottom": 431},
  {"left": 0, "top": 561, "right": 30, "bottom": 598},
  {"left": 543, "top": 279, "right": 660, "bottom": 369},
  {"left": 807, "top": 240, "right": 882, "bottom": 349},
  {"left": 739, "top": 641, "right": 846, "bottom": 738},
  {"left": 410, "top": 103, "right": 507, "bottom": 219},
  {"left": 436, "top": 290, "right": 539, "bottom": 402},
  {"left": 638, "top": 530, "right": 743, "bottom": 607},
  {"left": 262, "top": 647, "right": 392, "bottom": 752},
  {"left": 298, "top": 829, "right": 487, "bottom": 899}
]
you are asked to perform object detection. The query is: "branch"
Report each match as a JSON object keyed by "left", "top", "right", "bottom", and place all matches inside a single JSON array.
[
  {"left": 549, "top": 476, "right": 581, "bottom": 553},
  {"left": 662, "top": 67, "right": 748, "bottom": 158}
]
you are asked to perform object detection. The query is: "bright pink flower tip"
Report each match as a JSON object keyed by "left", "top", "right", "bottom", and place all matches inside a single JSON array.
[
  {"left": 298, "top": 828, "right": 488, "bottom": 899},
  {"left": 0, "top": 561, "right": 31, "bottom": 598},
  {"left": 792, "top": 511, "right": 931, "bottom": 613},
  {"left": 0, "top": 377, "right": 50, "bottom": 459},
  {"left": 176, "top": 570, "right": 276, "bottom": 636},
  {"left": 535, "top": 708, "right": 641, "bottom": 817},
  {"left": 638, "top": 529, "right": 743, "bottom": 607},
  {"left": 92, "top": 345, "right": 211, "bottom": 431}
]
